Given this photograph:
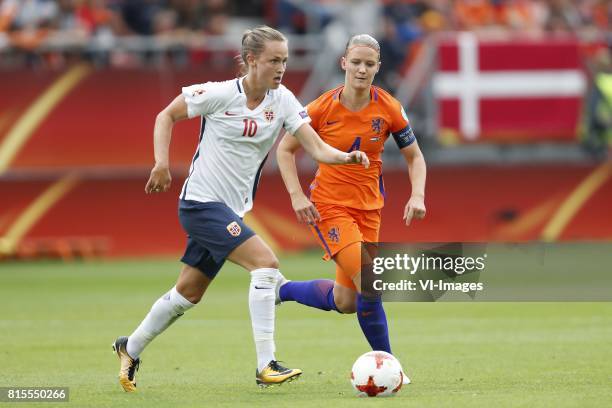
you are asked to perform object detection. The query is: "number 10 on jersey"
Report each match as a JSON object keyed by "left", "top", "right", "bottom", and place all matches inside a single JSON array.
[{"left": 242, "top": 119, "right": 258, "bottom": 137}]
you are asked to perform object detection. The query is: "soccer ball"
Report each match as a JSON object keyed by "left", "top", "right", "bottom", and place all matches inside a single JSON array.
[{"left": 350, "top": 351, "right": 403, "bottom": 397}]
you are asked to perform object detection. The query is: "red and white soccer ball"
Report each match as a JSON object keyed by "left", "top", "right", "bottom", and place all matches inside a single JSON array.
[{"left": 350, "top": 351, "right": 403, "bottom": 397}]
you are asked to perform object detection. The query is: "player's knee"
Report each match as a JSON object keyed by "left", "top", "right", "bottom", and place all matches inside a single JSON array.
[
  {"left": 264, "top": 259, "right": 280, "bottom": 270},
  {"left": 175, "top": 280, "right": 205, "bottom": 304},
  {"left": 334, "top": 295, "right": 357, "bottom": 314},
  {"left": 185, "top": 292, "right": 203, "bottom": 304},
  {"left": 176, "top": 286, "right": 205, "bottom": 304},
  {"left": 252, "top": 252, "right": 279, "bottom": 270},
  {"left": 230, "top": 236, "right": 280, "bottom": 270},
  {"left": 176, "top": 265, "right": 212, "bottom": 304}
]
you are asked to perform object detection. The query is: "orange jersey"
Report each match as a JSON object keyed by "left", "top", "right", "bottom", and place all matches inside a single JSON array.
[{"left": 307, "top": 85, "right": 415, "bottom": 210}]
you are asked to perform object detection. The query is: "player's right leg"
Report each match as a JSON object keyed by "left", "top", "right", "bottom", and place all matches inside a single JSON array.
[
  {"left": 277, "top": 204, "right": 359, "bottom": 313},
  {"left": 113, "top": 264, "right": 212, "bottom": 392},
  {"left": 331, "top": 268, "right": 358, "bottom": 313},
  {"left": 112, "top": 200, "right": 228, "bottom": 392}
]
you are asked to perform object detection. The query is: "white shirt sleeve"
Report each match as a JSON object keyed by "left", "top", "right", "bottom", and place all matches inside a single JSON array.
[
  {"left": 182, "top": 82, "right": 224, "bottom": 118},
  {"left": 280, "top": 87, "right": 311, "bottom": 134}
]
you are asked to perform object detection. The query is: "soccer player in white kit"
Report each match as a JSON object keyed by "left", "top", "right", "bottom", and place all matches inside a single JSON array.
[{"left": 112, "top": 26, "right": 369, "bottom": 391}]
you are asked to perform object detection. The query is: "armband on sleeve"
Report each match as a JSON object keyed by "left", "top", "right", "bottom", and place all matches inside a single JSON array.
[{"left": 392, "top": 125, "right": 416, "bottom": 149}]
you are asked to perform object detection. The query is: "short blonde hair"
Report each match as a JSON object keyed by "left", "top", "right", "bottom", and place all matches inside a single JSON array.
[
  {"left": 238, "top": 26, "right": 287, "bottom": 74},
  {"left": 344, "top": 34, "right": 380, "bottom": 60}
]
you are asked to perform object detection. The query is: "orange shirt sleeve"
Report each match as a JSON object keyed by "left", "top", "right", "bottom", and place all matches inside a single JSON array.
[
  {"left": 387, "top": 98, "right": 409, "bottom": 133},
  {"left": 306, "top": 96, "right": 325, "bottom": 133}
]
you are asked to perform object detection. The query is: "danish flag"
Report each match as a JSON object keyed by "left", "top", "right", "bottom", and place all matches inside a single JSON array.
[{"left": 433, "top": 33, "right": 587, "bottom": 142}]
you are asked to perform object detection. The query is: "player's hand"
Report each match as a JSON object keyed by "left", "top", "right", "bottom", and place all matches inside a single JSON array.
[
  {"left": 145, "top": 164, "right": 172, "bottom": 194},
  {"left": 403, "top": 195, "right": 426, "bottom": 226},
  {"left": 290, "top": 193, "right": 321, "bottom": 224},
  {"left": 346, "top": 151, "right": 370, "bottom": 168}
]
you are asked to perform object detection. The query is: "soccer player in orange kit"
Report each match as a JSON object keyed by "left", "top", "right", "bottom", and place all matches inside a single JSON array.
[{"left": 276, "top": 34, "right": 426, "bottom": 383}]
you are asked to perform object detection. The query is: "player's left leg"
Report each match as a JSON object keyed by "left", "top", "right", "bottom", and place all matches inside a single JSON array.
[
  {"left": 227, "top": 234, "right": 302, "bottom": 386},
  {"left": 177, "top": 201, "right": 300, "bottom": 387},
  {"left": 333, "top": 241, "right": 392, "bottom": 354},
  {"left": 339, "top": 208, "right": 409, "bottom": 382},
  {"left": 343, "top": 207, "right": 411, "bottom": 384}
]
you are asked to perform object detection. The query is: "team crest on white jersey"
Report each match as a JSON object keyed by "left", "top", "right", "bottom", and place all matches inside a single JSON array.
[
  {"left": 264, "top": 106, "right": 275, "bottom": 122},
  {"left": 226, "top": 221, "right": 242, "bottom": 237}
]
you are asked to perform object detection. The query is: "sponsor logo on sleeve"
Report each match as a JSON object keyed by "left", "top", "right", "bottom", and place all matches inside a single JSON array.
[{"left": 299, "top": 110, "right": 309, "bottom": 119}]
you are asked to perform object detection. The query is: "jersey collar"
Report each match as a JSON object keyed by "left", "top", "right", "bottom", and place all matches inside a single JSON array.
[{"left": 238, "top": 76, "right": 270, "bottom": 112}]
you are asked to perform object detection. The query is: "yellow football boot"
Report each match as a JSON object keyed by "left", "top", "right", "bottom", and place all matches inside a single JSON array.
[
  {"left": 112, "top": 336, "right": 140, "bottom": 392},
  {"left": 256, "top": 360, "right": 302, "bottom": 387}
]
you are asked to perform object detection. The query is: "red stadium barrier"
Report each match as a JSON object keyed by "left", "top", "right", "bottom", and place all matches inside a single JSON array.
[
  {"left": 434, "top": 33, "right": 587, "bottom": 143},
  {"left": 0, "top": 67, "right": 310, "bottom": 169},
  {"left": 1, "top": 165, "right": 610, "bottom": 258}
]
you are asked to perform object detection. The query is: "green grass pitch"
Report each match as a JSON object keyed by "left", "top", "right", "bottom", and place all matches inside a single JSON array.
[{"left": 1, "top": 253, "right": 610, "bottom": 407}]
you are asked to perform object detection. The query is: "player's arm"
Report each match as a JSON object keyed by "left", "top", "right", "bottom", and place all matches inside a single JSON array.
[
  {"left": 400, "top": 142, "right": 427, "bottom": 226},
  {"left": 292, "top": 123, "right": 369, "bottom": 167},
  {"left": 145, "top": 94, "right": 189, "bottom": 194},
  {"left": 276, "top": 133, "right": 320, "bottom": 224}
]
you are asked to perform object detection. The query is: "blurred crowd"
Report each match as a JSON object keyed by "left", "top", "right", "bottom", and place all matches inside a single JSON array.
[
  {"left": 0, "top": 0, "right": 241, "bottom": 66},
  {"left": 278, "top": 0, "right": 612, "bottom": 37},
  {"left": 1, "top": 1, "right": 611, "bottom": 67},
  {"left": 0, "top": 0, "right": 238, "bottom": 45}
]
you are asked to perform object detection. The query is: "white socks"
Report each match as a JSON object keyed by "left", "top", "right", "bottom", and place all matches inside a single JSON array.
[
  {"left": 249, "top": 268, "right": 279, "bottom": 372},
  {"left": 127, "top": 286, "right": 195, "bottom": 359},
  {"left": 126, "top": 270, "right": 279, "bottom": 372}
]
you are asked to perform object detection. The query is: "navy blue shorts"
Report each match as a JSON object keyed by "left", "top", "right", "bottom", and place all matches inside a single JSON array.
[{"left": 178, "top": 200, "right": 255, "bottom": 279}]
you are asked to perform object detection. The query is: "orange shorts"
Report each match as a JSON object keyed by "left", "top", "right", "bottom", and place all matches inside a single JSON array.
[{"left": 309, "top": 203, "right": 381, "bottom": 289}]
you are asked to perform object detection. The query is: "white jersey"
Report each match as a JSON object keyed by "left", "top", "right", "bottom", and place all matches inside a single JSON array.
[{"left": 180, "top": 76, "right": 310, "bottom": 217}]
